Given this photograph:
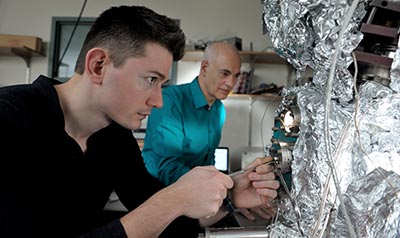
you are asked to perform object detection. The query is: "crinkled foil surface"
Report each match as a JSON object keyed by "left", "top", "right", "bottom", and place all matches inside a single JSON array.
[{"left": 261, "top": 0, "right": 400, "bottom": 237}]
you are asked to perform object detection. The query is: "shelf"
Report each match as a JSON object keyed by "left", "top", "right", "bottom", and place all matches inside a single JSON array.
[
  {"left": 0, "top": 34, "right": 45, "bottom": 58},
  {"left": 0, "top": 46, "right": 45, "bottom": 58},
  {"left": 239, "top": 51, "right": 288, "bottom": 64},
  {"left": 228, "top": 93, "right": 282, "bottom": 101},
  {"left": 181, "top": 50, "right": 288, "bottom": 64}
]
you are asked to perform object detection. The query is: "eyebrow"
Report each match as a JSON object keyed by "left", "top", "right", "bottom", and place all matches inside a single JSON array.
[
  {"left": 219, "top": 69, "right": 231, "bottom": 74},
  {"left": 149, "top": 70, "right": 167, "bottom": 80},
  {"left": 219, "top": 68, "right": 240, "bottom": 77}
]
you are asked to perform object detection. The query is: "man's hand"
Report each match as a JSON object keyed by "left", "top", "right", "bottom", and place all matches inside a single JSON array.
[
  {"left": 237, "top": 203, "right": 277, "bottom": 221},
  {"left": 230, "top": 157, "right": 280, "bottom": 208},
  {"left": 168, "top": 166, "right": 233, "bottom": 219}
]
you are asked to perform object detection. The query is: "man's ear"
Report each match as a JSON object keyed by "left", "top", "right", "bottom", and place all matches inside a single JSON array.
[
  {"left": 85, "top": 48, "right": 108, "bottom": 84},
  {"left": 201, "top": 60, "right": 209, "bottom": 73},
  {"left": 200, "top": 60, "right": 209, "bottom": 78}
]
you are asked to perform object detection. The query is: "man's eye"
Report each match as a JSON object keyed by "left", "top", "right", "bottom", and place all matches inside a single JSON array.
[
  {"left": 220, "top": 71, "right": 230, "bottom": 77},
  {"left": 218, "top": 70, "right": 231, "bottom": 77},
  {"left": 147, "top": 77, "right": 158, "bottom": 85}
]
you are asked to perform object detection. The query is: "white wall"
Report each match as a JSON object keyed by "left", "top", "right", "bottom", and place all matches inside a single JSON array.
[
  {"left": 0, "top": 0, "right": 289, "bottom": 171},
  {"left": 0, "top": 0, "right": 272, "bottom": 84}
]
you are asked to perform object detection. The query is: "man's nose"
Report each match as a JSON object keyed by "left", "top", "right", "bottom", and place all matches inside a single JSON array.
[
  {"left": 225, "top": 75, "right": 238, "bottom": 87},
  {"left": 148, "top": 87, "right": 163, "bottom": 108}
]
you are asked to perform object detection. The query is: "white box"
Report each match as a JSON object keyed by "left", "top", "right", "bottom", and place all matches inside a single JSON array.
[{"left": 241, "top": 150, "right": 264, "bottom": 169}]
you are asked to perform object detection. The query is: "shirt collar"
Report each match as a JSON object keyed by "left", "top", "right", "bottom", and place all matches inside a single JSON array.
[{"left": 190, "top": 76, "right": 222, "bottom": 110}]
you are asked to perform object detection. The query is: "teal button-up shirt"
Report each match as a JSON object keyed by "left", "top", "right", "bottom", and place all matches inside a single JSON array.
[{"left": 142, "top": 77, "right": 225, "bottom": 185}]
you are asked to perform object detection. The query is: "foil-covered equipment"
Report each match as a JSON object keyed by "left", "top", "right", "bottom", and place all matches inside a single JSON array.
[{"left": 259, "top": 0, "right": 400, "bottom": 238}]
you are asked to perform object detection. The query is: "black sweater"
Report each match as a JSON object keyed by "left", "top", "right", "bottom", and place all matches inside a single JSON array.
[{"left": 0, "top": 75, "right": 201, "bottom": 238}]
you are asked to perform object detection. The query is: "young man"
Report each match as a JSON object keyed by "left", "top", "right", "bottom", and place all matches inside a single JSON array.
[{"left": 0, "top": 5, "right": 279, "bottom": 238}]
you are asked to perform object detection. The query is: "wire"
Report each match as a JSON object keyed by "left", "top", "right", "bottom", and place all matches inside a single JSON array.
[
  {"left": 260, "top": 91, "right": 282, "bottom": 154},
  {"left": 322, "top": 1, "right": 359, "bottom": 237},
  {"left": 311, "top": 117, "right": 354, "bottom": 238},
  {"left": 56, "top": 0, "right": 88, "bottom": 72}
]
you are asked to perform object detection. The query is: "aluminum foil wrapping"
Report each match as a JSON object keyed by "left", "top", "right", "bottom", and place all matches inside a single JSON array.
[
  {"left": 260, "top": 0, "right": 400, "bottom": 237},
  {"left": 261, "top": 0, "right": 366, "bottom": 104},
  {"left": 390, "top": 40, "right": 400, "bottom": 91}
]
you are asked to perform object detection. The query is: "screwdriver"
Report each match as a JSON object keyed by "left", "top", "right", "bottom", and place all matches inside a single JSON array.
[{"left": 229, "top": 157, "right": 274, "bottom": 177}]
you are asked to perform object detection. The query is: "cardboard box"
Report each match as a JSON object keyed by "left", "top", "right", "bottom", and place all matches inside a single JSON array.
[{"left": 0, "top": 34, "right": 42, "bottom": 53}]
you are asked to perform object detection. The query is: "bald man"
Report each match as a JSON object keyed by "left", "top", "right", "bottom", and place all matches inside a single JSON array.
[{"left": 142, "top": 42, "right": 242, "bottom": 185}]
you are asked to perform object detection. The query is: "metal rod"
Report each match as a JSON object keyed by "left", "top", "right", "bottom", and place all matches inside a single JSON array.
[{"left": 229, "top": 158, "right": 274, "bottom": 177}]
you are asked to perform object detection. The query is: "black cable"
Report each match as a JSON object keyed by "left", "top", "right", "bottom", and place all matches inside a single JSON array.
[{"left": 56, "top": 0, "right": 88, "bottom": 72}]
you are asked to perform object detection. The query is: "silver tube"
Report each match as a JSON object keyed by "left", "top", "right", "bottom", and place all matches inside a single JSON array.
[{"left": 205, "top": 227, "right": 269, "bottom": 238}]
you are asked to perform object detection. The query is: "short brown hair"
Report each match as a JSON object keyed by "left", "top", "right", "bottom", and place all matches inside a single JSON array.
[{"left": 74, "top": 5, "right": 186, "bottom": 74}]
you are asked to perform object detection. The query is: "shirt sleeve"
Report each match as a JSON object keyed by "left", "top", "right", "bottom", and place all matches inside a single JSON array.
[
  {"left": 78, "top": 220, "right": 127, "bottom": 238},
  {"left": 143, "top": 92, "right": 190, "bottom": 185}
]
